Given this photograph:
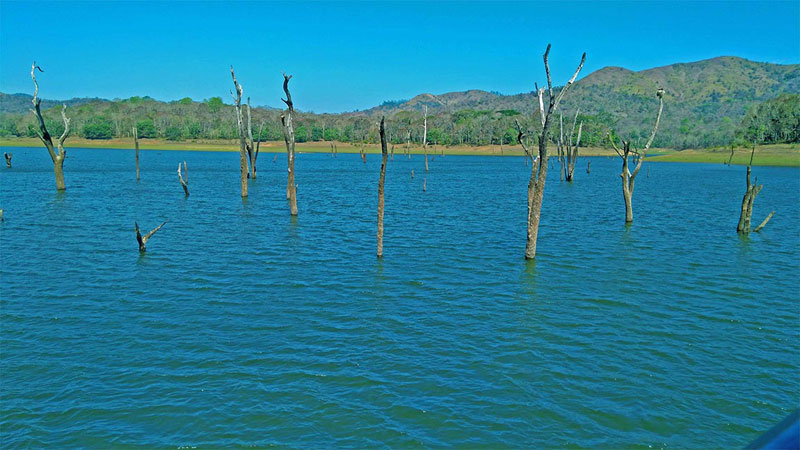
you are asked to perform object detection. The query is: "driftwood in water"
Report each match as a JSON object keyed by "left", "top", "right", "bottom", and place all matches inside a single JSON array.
[
  {"left": 281, "top": 73, "right": 298, "bottom": 216},
  {"left": 737, "top": 147, "right": 774, "bottom": 233},
  {"left": 586, "top": 160, "right": 591, "bottom": 174},
  {"left": 422, "top": 106, "right": 429, "bottom": 172},
  {"left": 377, "top": 117, "right": 388, "bottom": 258},
  {"left": 4, "top": 152, "right": 11, "bottom": 168},
  {"left": 230, "top": 66, "right": 249, "bottom": 197},
  {"left": 133, "top": 126, "right": 140, "bottom": 180},
  {"left": 30, "top": 62, "right": 71, "bottom": 191},
  {"left": 519, "top": 45, "right": 586, "bottom": 259},
  {"left": 610, "top": 89, "right": 664, "bottom": 224},
  {"left": 135, "top": 221, "right": 166, "bottom": 253},
  {"left": 177, "top": 161, "right": 189, "bottom": 196}
]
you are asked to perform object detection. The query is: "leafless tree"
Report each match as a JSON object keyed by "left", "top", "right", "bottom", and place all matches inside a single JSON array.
[
  {"left": 133, "top": 126, "right": 140, "bottom": 181},
  {"left": 177, "top": 161, "right": 189, "bottom": 196},
  {"left": 558, "top": 109, "right": 583, "bottom": 182},
  {"left": 520, "top": 45, "right": 585, "bottom": 259},
  {"left": 281, "top": 73, "right": 298, "bottom": 216},
  {"left": 245, "top": 98, "right": 259, "bottom": 179},
  {"left": 135, "top": 221, "right": 166, "bottom": 253},
  {"left": 230, "top": 66, "right": 249, "bottom": 197},
  {"left": 423, "top": 105, "right": 429, "bottom": 172},
  {"left": 377, "top": 116, "right": 388, "bottom": 258},
  {"left": 609, "top": 89, "right": 664, "bottom": 223},
  {"left": 30, "top": 62, "right": 71, "bottom": 191},
  {"left": 737, "top": 146, "right": 774, "bottom": 233}
]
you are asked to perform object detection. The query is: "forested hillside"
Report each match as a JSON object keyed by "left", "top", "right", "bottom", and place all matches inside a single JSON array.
[{"left": 1, "top": 56, "right": 797, "bottom": 148}]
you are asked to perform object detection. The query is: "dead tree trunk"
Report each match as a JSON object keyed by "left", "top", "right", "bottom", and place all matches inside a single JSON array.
[
  {"left": 518, "top": 45, "right": 586, "bottom": 260},
  {"left": 281, "top": 73, "right": 298, "bottom": 216},
  {"left": 245, "top": 98, "right": 257, "bottom": 179},
  {"left": 405, "top": 130, "right": 411, "bottom": 159},
  {"left": 565, "top": 109, "right": 583, "bottom": 182},
  {"left": 737, "top": 147, "right": 773, "bottom": 233},
  {"left": 30, "top": 62, "right": 70, "bottom": 191},
  {"left": 177, "top": 160, "right": 189, "bottom": 196},
  {"left": 423, "top": 106, "right": 429, "bottom": 172},
  {"left": 610, "top": 89, "right": 664, "bottom": 224},
  {"left": 230, "top": 66, "right": 248, "bottom": 197},
  {"left": 135, "top": 221, "right": 166, "bottom": 253},
  {"left": 133, "top": 126, "right": 140, "bottom": 181},
  {"left": 557, "top": 113, "right": 565, "bottom": 181},
  {"left": 377, "top": 116, "right": 388, "bottom": 258},
  {"left": 4, "top": 152, "right": 11, "bottom": 168},
  {"left": 586, "top": 160, "right": 591, "bottom": 174}
]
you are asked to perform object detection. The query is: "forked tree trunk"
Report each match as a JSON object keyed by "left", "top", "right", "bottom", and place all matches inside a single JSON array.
[
  {"left": 230, "top": 66, "right": 248, "bottom": 197},
  {"left": 281, "top": 73, "right": 298, "bottom": 216},
  {"left": 133, "top": 126, "right": 140, "bottom": 181},
  {"left": 737, "top": 147, "right": 773, "bottom": 233},
  {"left": 517, "top": 46, "right": 586, "bottom": 259},
  {"left": 377, "top": 116, "right": 388, "bottom": 258},
  {"left": 565, "top": 109, "right": 582, "bottom": 182},
  {"left": 30, "top": 62, "right": 70, "bottom": 191},
  {"left": 135, "top": 221, "right": 166, "bottom": 253},
  {"left": 610, "top": 90, "right": 664, "bottom": 224}
]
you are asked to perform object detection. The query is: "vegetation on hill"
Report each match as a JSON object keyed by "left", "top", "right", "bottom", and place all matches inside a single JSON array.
[{"left": 0, "top": 57, "right": 797, "bottom": 149}]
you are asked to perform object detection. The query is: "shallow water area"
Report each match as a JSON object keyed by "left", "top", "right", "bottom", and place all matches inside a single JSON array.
[{"left": 1, "top": 147, "right": 798, "bottom": 448}]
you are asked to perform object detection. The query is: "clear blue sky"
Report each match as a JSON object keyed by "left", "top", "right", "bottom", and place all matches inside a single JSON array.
[{"left": 1, "top": 1, "right": 798, "bottom": 113}]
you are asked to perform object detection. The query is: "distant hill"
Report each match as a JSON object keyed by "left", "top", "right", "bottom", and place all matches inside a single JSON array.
[
  {"left": 356, "top": 56, "right": 800, "bottom": 148},
  {"left": 1, "top": 56, "right": 797, "bottom": 148},
  {"left": 0, "top": 93, "right": 103, "bottom": 114}
]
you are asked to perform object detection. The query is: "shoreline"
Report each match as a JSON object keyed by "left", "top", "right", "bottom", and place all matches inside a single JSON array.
[{"left": 1, "top": 138, "right": 796, "bottom": 166}]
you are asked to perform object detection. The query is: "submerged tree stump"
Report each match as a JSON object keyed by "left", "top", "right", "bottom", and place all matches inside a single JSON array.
[
  {"left": 30, "top": 62, "right": 71, "bottom": 191},
  {"left": 423, "top": 106, "right": 429, "bottom": 172},
  {"left": 517, "top": 45, "right": 586, "bottom": 259},
  {"left": 377, "top": 117, "right": 388, "bottom": 258},
  {"left": 610, "top": 89, "right": 664, "bottom": 224},
  {"left": 281, "top": 73, "right": 298, "bottom": 216},
  {"left": 177, "top": 161, "right": 189, "bottom": 196},
  {"left": 135, "top": 221, "right": 166, "bottom": 253},
  {"left": 230, "top": 66, "right": 249, "bottom": 197},
  {"left": 737, "top": 147, "right": 774, "bottom": 233},
  {"left": 133, "top": 126, "right": 140, "bottom": 181}
]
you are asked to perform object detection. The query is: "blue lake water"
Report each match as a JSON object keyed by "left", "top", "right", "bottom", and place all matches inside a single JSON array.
[{"left": 1, "top": 146, "right": 798, "bottom": 448}]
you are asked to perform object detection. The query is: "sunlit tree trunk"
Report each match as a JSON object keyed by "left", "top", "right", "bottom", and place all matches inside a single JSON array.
[
  {"left": 610, "top": 91, "right": 663, "bottom": 224},
  {"left": 30, "top": 63, "right": 71, "bottom": 191},
  {"left": 516, "top": 45, "right": 586, "bottom": 259},
  {"left": 133, "top": 126, "right": 140, "bottom": 181},
  {"left": 377, "top": 116, "right": 388, "bottom": 258},
  {"left": 230, "top": 66, "right": 248, "bottom": 197},
  {"left": 281, "top": 73, "right": 298, "bottom": 216}
]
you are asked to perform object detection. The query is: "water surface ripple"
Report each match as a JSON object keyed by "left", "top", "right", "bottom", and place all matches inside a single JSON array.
[{"left": 1, "top": 147, "right": 798, "bottom": 448}]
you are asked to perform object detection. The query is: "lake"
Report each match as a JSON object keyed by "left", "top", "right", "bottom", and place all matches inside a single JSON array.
[{"left": 1, "top": 146, "right": 798, "bottom": 448}]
